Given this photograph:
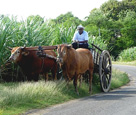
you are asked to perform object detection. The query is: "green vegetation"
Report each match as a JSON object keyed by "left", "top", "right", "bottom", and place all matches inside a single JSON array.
[
  {"left": 118, "top": 47, "right": 136, "bottom": 61},
  {"left": 0, "top": 69, "right": 129, "bottom": 115},
  {"left": 84, "top": 0, "right": 136, "bottom": 57},
  {"left": 112, "top": 47, "right": 136, "bottom": 65},
  {"left": 0, "top": 15, "right": 77, "bottom": 66}
]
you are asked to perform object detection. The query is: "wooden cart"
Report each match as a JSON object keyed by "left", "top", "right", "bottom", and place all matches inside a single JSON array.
[{"left": 91, "top": 43, "right": 112, "bottom": 92}]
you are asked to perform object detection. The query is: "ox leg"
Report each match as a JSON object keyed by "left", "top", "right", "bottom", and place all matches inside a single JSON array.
[
  {"left": 66, "top": 76, "right": 71, "bottom": 88},
  {"left": 73, "top": 76, "right": 79, "bottom": 95},
  {"left": 27, "top": 76, "right": 32, "bottom": 81},
  {"left": 51, "top": 69, "right": 57, "bottom": 81},
  {"left": 33, "top": 74, "right": 39, "bottom": 81},
  {"left": 51, "top": 62, "right": 57, "bottom": 81},
  {"left": 26, "top": 74, "right": 33, "bottom": 81},
  {"left": 89, "top": 70, "right": 93, "bottom": 95},
  {"left": 79, "top": 75, "right": 82, "bottom": 88},
  {"left": 44, "top": 73, "right": 48, "bottom": 81}
]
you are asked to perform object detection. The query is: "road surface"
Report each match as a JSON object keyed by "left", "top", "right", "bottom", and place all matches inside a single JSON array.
[{"left": 25, "top": 65, "right": 136, "bottom": 115}]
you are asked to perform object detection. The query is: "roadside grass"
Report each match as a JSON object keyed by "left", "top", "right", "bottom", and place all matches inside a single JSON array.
[
  {"left": 112, "top": 60, "right": 136, "bottom": 66},
  {"left": 111, "top": 69, "right": 129, "bottom": 89},
  {"left": 0, "top": 68, "right": 129, "bottom": 115}
]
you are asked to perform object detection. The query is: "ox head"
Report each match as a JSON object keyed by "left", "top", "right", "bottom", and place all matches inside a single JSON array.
[
  {"left": 57, "top": 44, "right": 72, "bottom": 65},
  {"left": 9, "top": 47, "right": 29, "bottom": 63}
]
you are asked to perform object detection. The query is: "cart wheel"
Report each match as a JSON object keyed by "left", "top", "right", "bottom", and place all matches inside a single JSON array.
[{"left": 99, "top": 50, "right": 112, "bottom": 92}]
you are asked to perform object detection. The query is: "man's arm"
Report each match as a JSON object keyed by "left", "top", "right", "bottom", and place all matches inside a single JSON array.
[{"left": 72, "top": 32, "right": 77, "bottom": 42}]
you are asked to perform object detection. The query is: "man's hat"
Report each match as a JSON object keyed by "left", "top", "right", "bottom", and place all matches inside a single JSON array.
[{"left": 77, "top": 25, "right": 84, "bottom": 30}]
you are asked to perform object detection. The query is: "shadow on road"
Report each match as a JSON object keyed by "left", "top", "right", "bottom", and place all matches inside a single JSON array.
[{"left": 80, "top": 89, "right": 136, "bottom": 101}]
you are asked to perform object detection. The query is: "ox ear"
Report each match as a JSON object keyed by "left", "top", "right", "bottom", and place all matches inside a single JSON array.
[
  {"left": 57, "top": 45, "right": 60, "bottom": 50},
  {"left": 55, "top": 45, "right": 58, "bottom": 49},
  {"left": 67, "top": 45, "right": 72, "bottom": 49},
  {"left": 22, "top": 51, "right": 29, "bottom": 56}
]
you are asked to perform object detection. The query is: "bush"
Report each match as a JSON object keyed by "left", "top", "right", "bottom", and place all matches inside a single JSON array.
[{"left": 118, "top": 47, "right": 136, "bottom": 61}]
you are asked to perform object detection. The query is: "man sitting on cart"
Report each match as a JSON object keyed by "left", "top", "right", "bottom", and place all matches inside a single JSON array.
[{"left": 72, "top": 25, "right": 89, "bottom": 49}]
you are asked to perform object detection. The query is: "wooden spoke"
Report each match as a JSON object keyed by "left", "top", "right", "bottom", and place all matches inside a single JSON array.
[
  {"left": 105, "top": 57, "right": 109, "bottom": 67},
  {"left": 102, "top": 75, "right": 107, "bottom": 89},
  {"left": 105, "top": 74, "right": 110, "bottom": 84}
]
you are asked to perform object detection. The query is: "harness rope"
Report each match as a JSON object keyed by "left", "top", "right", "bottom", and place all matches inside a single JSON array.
[
  {"left": 37, "top": 46, "right": 57, "bottom": 73},
  {"left": 40, "top": 57, "right": 45, "bottom": 73}
]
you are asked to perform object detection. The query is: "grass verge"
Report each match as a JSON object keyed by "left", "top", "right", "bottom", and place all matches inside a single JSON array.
[
  {"left": 112, "top": 60, "right": 136, "bottom": 66},
  {"left": 0, "top": 68, "right": 129, "bottom": 115}
]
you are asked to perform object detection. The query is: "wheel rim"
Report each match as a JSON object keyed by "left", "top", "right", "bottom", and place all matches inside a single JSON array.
[{"left": 99, "top": 50, "right": 112, "bottom": 92}]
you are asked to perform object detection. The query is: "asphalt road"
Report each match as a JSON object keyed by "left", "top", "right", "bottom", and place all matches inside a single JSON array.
[{"left": 25, "top": 65, "right": 136, "bottom": 115}]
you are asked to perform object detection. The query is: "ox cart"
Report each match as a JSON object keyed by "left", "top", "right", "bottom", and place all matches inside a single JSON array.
[{"left": 36, "top": 43, "right": 112, "bottom": 93}]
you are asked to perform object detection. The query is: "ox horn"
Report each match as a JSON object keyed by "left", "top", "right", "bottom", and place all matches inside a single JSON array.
[
  {"left": 7, "top": 47, "right": 12, "bottom": 50},
  {"left": 67, "top": 44, "right": 72, "bottom": 49},
  {"left": 21, "top": 45, "right": 26, "bottom": 49}
]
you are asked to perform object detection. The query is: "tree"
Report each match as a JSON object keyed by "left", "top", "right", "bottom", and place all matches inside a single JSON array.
[{"left": 52, "top": 12, "right": 82, "bottom": 26}]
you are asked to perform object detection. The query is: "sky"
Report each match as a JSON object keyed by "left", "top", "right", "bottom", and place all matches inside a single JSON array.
[{"left": 0, "top": 0, "right": 110, "bottom": 20}]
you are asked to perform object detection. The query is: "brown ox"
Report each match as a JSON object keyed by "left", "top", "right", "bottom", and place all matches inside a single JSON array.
[
  {"left": 9, "top": 47, "right": 57, "bottom": 81},
  {"left": 57, "top": 44, "right": 94, "bottom": 94}
]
